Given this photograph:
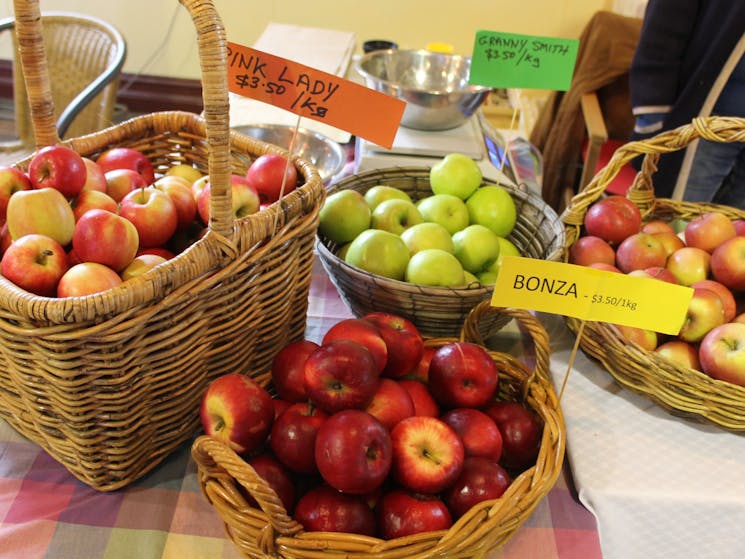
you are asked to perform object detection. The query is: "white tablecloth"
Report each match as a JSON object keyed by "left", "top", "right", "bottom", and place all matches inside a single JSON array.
[{"left": 541, "top": 312, "right": 745, "bottom": 559}]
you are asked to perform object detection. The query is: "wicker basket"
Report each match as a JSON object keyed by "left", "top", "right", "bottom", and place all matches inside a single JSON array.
[
  {"left": 0, "top": 0, "right": 325, "bottom": 490},
  {"left": 562, "top": 115, "right": 745, "bottom": 431},
  {"left": 316, "top": 167, "right": 565, "bottom": 338},
  {"left": 192, "top": 301, "right": 566, "bottom": 559}
]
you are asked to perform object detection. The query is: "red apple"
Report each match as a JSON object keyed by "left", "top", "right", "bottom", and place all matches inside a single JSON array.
[
  {"left": 269, "top": 401, "right": 328, "bottom": 474},
  {"left": 0, "top": 166, "right": 31, "bottom": 222},
  {"left": 0, "top": 222, "right": 11, "bottom": 256},
  {"left": 398, "top": 379, "right": 440, "bottom": 417},
  {"left": 588, "top": 262, "right": 622, "bottom": 273},
  {"left": 692, "top": 279, "right": 737, "bottom": 322},
  {"left": 362, "top": 312, "right": 424, "bottom": 378},
  {"left": 699, "top": 322, "right": 745, "bottom": 387},
  {"left": 376, "top": 489, "right": 452, "bottom": 539},
  {"left": 120, "top": 253, "right": 168, "bottom": 281},
  {"left": 733, "top": 219, "right": 745, "bottom": 236},
  {"left": 684, "top": 212, "right": 737, "bottom": 253},
  {"left": 197, "top": 174, "right": 260, "bottom": 224},
  {"left": 653, "top": 231, "right": 686, "bottom": 258},
  {"left": 583, "top": 195, "right": 642, "bottom": 245},
  {"left": 627, "top": 266, "right": 679, "bottom": 284},
  {"left": 152, "top": 175, "right": 199, "bottom": 231},
  {"left": 654, "top": 339, "right": 701, "bottom": 370},
  {"left": 443, "top": 456, "right": 512, "bottom": 519},
  {"left": 56, "top": 262, "right": 123, "bottom": 297},
  {"left": 427, "top": 342, "right": 499, "bottom": 409},
  {"left": 569, "top": 235, "right": 616, "bottom": 267},
  {"left": 390, "top": 415, "right": 464, "bottom": 494},
  {"left": 322, "top": 318, "right": 388, "bottom": 375},
  {"left": 711, "top": 236, "right": 745, "bottom": 292},
  {"left": 614, "top": 324, "right": 659, "bottom": 351},
  {"left": 365, "top": 378, "right": 415, "bottom": 430},
  {"left": 119, "top": 186, "right": 179, "bottom": 248},
  {"left": 440, "top": 407, "right": 503, "bottom": 462},
  {"left": 271, "top": 339, "right": 319, "bottom": 403},
  {"left": 70, "top": 189, "right": 118, "bottom": 221},
  {"left": 27, "top": 145, "right": 87, "bottom": 198},
  {"left": 678, "top": 286, "right": 727, "bottom": 343},
  {"left": 104, "top": 168, "right": 148, "bottom": 202},
  {"left": 245, "top": 452, "right": 296, "bottom": 513},
  {"left": 407, "top": 346, "right": 435, "bottom": 383},
  {"left": 81, "top": 157, "right": 107, "bottom": 192},
  {"left": 483, "top": 401, "right": 542, "bottom": 471},
  {"left": 137, "top": 247, "right": 176, "bottom": 260},
  {"left": 315, "top": 409, "right": 393, "bottom": 494},
  {"left": 72, "top": 209, "right": 139, "bottom": 272},
  {"left": 5, "top": 187, "right": 76, "bottom": 246},
  {"left": 246, "top": 153, "right": 298, "bottom": 204},
  {"left": 293, "top": 484, "right": 376, "bottom": 535},
  {"left": 199, "top": 372, "right": 274, "bottom": 455},
  {"left": 614, "top": 232, "right": 667, "bottom": 273},
  {"left": 96, "top": 147, "right": 155, "bottom": 184},
  {"left": 666, "top": 246, "right": 711, "bottom": 286},
  {"left": 0, "top": 233, "right": 69, "bottom": 296},
  {"left": 272, "top": 398, "right": 291, "bottom": 420},
  {"left": 642, "top": 220, "right": 675, "bottom": 235}
]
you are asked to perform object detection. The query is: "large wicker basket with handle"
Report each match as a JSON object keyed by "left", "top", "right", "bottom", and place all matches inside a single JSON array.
[
  {"left": 191, "top": 301, "right": 566, "bottom": 559},
  {"left": 0, "top": 0, "right": 325, "bottom": 490},
  {"left": 562, "top": 116, "right": 745, "bottom": 431}
]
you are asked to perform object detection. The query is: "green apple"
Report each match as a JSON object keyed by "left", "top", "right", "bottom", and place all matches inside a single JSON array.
[
  {"left": 416, "top": 194, "right": 470, "bottom": 234},
  {"left": 344, "top": 228, "right": 410, "bottom": 280},
  {"left": 6, "top": 187, "right": 76, "bottom": 246},
  {"left": 370, "top": 198, "right": 423, "bottom": 235},
  {"left": 405, "top": 248, "right": 465, "bottom": 287},
  {"left": 477, "top": 270, "right": 498, "bottom": 285},
  {"left": 364, "top": 184, "right": 412, "bottom": 210},
  {"left": 465, "top": 185, "right": 517, "bottom": 237},
  {"left": 496, "top": 236, "right": 520, "bottom": 267},
  {"left": 462, "top": 270, "right": 480, "bottom": 286},
  {"left": 400, "top": 222, "right": 454, "bottom": 256},
  {"left": 429, "top": 153, "right": 482, "bottom": 200},
  {"left": 319, "top": 189, "right": 371, "bottom": 244},
  {"left": 452, "top": 224, "right": 501, "bottom": 273}
]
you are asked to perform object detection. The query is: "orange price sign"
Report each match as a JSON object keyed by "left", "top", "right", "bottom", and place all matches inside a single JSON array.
[{"left": 227, "top": 42, "right": 406, "bottom": 148}]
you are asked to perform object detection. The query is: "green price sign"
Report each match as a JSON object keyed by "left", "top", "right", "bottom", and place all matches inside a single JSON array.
[{"left": 470, "top": 30, "right": 579, "bottom": 91}]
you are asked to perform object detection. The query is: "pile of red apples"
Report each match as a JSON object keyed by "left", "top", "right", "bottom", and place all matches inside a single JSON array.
[
  {"left": 0, "top": 144, "right": 297, "bottom": 298},
  {"left": 570, "top": 195, "right": 745, "bottom": 387},
  {"left": 199, "top": 311, "right": 544, "bottom": 540}
]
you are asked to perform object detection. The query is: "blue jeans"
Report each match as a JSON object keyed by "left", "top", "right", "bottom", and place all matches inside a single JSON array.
[{"left": 683, "top": 138, "right": 745, "bottom": 208}]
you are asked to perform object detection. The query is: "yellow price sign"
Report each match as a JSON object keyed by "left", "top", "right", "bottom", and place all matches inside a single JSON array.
[{"left": 492, "top": 256, "right": 694, "bottom": 335}]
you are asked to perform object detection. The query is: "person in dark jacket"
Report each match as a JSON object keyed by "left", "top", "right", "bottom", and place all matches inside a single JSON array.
[{"left": 629, "top": 0, "right": 745, "bottom": 202}]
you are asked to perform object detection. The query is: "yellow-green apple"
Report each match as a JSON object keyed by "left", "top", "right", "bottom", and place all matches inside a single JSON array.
[
  {"left": 153, "top": 175, "right": 198, "bottom": 231},
  {"left": 244, "top": 452, "right": 296, "bottom": 513},
  {"left": 452, "top": 224, "right": 501, "bottom": 274},
  {"left": 293, "top": 484, "right": 376, "bottom": 535},
  {"left": 441, "top": 407, "right": 503, "bottom": 462},
  {"left": 477, "top": 269, "right": 498, "bottom": 286},
  {"left": 197, "top": 175, "right": 260, "bottom": 224},
  {"left": 390, "top": 415, "right": 464, "bottom": 494},
  {"left": 104, "top": 168, "right": 148, "bottom": 202},
  {"left": 400, "top": 221, "right": 454, "bottom": 256},
  {"left": 614, "top": 324, "right": 659, "bottom": 351},
  {"left": 496, "top": 236, "right": 520, "bottom": 265},
  {"left": 666, "top": 246, "right": 711, "bottom": 286},
  {"left": 363, "top": 311, "right": 424, "bottom": 378},
  {"left": 583, "top": 195, "right": 642, "bottom": 245},
  {"left": 691, "top": 279, "right": 737, "bottom": 322},
  {"left": 428, "top": 341, "right": 499, "bottom": 409},
  {"left": 0, "top": 233, "right": 69, "bottom": 296},
  {"left": 165, "top": 163, "right": 203, "bottom": 185},
  {"left": 314, "top": 409, "right": 393, "bottom": 494},
  {"left": 569, "top": 235, "right": 616, "bottom": 267},
  {"left": 269, "top": 401, "right": 328, "bottom": 474},
  {"left": 653, "top": 231, "right": 686, "bottom": 258},
  {"left": 710, "top": 236, "right": 745, "bottom": 292},
  {"left": 627, "top": 266, "right": 679, "bottom": 284},
  {"left": 429, "top": 152, "right": 481, "bottom": 200},
  {"left": 678, "top": 286, "right": 726, "bottom": 343},
  {"left": 377, "top": 489, "right": 452, "bottom": 539},
  {"left": 303, "top": 339, "right": 381, "bottom": 413},
  {"left": 370, "top": 198, "right": 423, "bottom": 235},
  {"left": 119, "top": 186, "right": 179, "bottom": 248},
  {"left": 70, "top": 189, "right": 118, "bottom": 221},
  {"left": 27, "top": 145, "right": 87, "bottom": 198},
  {"left": 465, "top": 185, "right": 517, "bottom": 237},
  {"left": 0, "top": 166, "right": 31, "bottom": 222},
  {"left": 684, "top": 211, "right": 736, "bottom": 253},
  {"left": 245, "top": 153, "right": 298, "bottom": 204},
  {"left": 463, "top": 269, "right": 480, "bottom": 285},
  {"left": 443, "top": 456, "right": 511, "bottom": 519},
  {"left": 482, "top": 401, "right": 542, "bottom": 471},
  {"left": 364, "top": 378, "right": 415, "bottom": 430},
  {"left": 120, "top": 253, "right": 168, "bottom": 281},
  {"left": 319, "top": 189, "right": 371, "bottom": 244},
  {"left": 614, "top": 232, "right": 667, "bottom": 273},
  {"left": 6, "top": 187, "right": 75, "bottom": 246},
  {"left": 416, "top": 194, "right": 470, "bottom": 234},
  {"left": 344, "top": 228, "right": 410, "bottom": 280},
  {"left": 271, "top": 339, "right": 319, "bottom": 403},
  {"left": 642, "top": 219, "right": 676, "bottom": 235},
  {"left": 322, "top": 317, "right": 388, "bottom": 375},
  {"left": 654, "top": 339, "right": 701, "bottom": 370},
  {"left": 405, "top": 248, "right": 465, "bottom": 287},
  {"left": 364, "top": 184, "right": 412, "bottom": 209},
  {"left": 698, "top": 322, "right": 745, "bottom": 387},
  {"left": 56, "top": 262, "right": 123, "bottom": 297},
  {"left": 199, "top": 372, "right": 274, "bottom": 454},
  {"left": 398, "top": 379, "right": 440, "bottom": 417},
  {"left": 191, "top": 174, "right": 209, "bottom": 204},
  {"left": 96, "top": 147, "right": 155, "bottom": 184},
  {"left": 72, "top": 209, "right": 139, "bottom": 271},
  {"left": 80, "top": 157, "right": 107, "bottom": 192}
]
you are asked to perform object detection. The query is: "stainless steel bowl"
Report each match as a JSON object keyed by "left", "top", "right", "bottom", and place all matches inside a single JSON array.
[
  {"left": 356, "top": 49, "right": 491, "bottom": 131},
  {"left": 233, "top": 124, "right": 346, "bottom": 184}
]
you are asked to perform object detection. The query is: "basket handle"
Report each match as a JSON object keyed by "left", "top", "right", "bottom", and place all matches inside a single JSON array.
[{"left": 12, "top": 0, "right": 234, "bottom": 240}]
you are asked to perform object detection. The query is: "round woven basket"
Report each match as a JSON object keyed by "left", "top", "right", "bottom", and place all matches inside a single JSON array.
[
  {"left": 316, "top": 166, "right": 565, "bottom": 338},
  {"left": 192, "top": 301, "right": 566, "bottom": 559},
  {"left": 561, "top": 115, "right": 745, "bottom": 431}
]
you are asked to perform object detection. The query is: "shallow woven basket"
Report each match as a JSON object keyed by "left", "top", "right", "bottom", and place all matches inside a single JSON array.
[
  {"left": 192, "top": 301, "right": 566, "bottom": 559},
  {"left": 316, "top": 167, "right": 565, "bottom": 338},
  {"left": 0, "top": 0, "right": 324, "bottom": 490},
  {"left": 562, "top": 115, "right": 745, "bottom": 431}
]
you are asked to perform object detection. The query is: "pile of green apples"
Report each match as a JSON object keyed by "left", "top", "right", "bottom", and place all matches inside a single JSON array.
[{"left": 319, "top": 154, "right": 520, "bottom": 287}]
